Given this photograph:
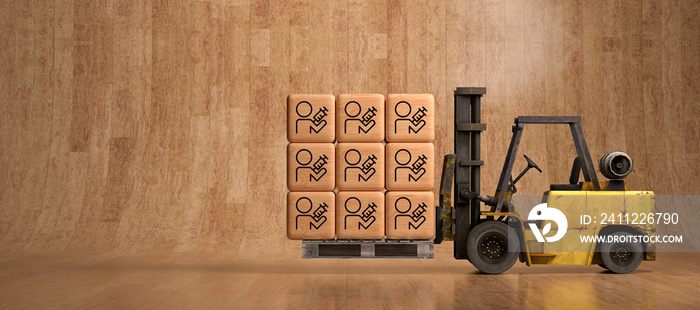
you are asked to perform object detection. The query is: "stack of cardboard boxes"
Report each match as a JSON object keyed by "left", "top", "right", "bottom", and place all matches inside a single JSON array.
[{"left": 287, "top": 94, "right": 435, "bottom": 241}]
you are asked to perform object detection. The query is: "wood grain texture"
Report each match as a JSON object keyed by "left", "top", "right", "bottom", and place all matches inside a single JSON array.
[
  {"left": 2, "top": 253, "right": 700, "bottom": 308},
  {"left": 0, "top": 0, "right": 698, "bottom": 256}
]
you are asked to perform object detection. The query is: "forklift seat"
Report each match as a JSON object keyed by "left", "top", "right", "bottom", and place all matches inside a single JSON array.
[{"left": 550, "top": 157, "right": 581, "bottom": 191}]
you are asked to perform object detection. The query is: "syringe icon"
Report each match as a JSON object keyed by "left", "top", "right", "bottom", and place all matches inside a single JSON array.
[
  {"left": 313, "top": 202, "right": 329, "bottom": 220},
  {"left": 411, "top": 106, "right": 427, "bottom": 124},
  {"left": 313, "top": 154, "right": 328, "bottom": 172},
  {"left": 361, "top": 106, "right": 377, "bottom": 124},
  {"left": 362, "top": 202, "right": 377, "bottom": 220},
  {"left": 313, "top": 106, "right": 328, "bottom": 124},
  {"left": 412, "top": 203, "right": 427, "bottom": 219},
  {"left": 411, "top": 154, "right": 428, "bottom": 172},
  {"left": 361, "top": 154, "right": 377, "bottom": 172}
]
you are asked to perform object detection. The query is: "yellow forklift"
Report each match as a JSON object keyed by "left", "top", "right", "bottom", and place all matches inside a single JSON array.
[
  {"left": 434, "top": 87, "right": 655, "bottom": 274},
  {"left": 302, "top": 87, "right": 655, "bottom": 274}
]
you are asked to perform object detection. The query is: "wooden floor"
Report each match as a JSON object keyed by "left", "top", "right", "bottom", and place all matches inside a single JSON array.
[{"left": 1, "top": 248, "right": 699, "bottom": 309}]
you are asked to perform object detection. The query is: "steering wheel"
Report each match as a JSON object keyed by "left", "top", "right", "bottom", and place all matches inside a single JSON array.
[{"left": 523, "top": 155, "right": 542, "bottom": 173}]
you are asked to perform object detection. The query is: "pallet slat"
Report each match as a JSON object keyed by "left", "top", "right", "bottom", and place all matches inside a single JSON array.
[{"left": 301, "top": 240, "right": 433, "bottom": 259}]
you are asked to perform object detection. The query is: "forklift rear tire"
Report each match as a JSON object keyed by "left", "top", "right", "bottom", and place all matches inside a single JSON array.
[
  {"left": 466, "top": 221, "right": 520, "bottom": 274},
  {"left": 600, "top": 231, "right": 643, "bottom": 274}
]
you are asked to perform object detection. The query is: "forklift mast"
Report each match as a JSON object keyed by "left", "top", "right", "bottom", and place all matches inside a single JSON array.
[{"left": 452, "top": 88, "right": 487, "bottom": 259}]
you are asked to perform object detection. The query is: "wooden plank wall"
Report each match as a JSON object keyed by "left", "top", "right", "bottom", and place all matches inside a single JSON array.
[{"left": 0, "top": 0, "right": 698, "bottom": 255}]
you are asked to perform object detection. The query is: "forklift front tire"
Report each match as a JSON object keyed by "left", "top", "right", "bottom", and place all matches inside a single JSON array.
[{"left": 466, "top": 221, "right": 520, "bottom": 274}]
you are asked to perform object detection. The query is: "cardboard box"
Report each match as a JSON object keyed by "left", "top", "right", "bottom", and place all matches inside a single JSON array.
[
  {"left": 336, "top": 143, "right": 384, "bottom": 191},
  {"left": 385, "top": 94, "right": 434, "bottom": 142},
  {"left": 288, "top": 94, "right": 336, "bottom": 143},
  {"left": 287, "top": 143, "right": 335, "bottom": 191},
  {"left": 385, "top": 191, "right": 434, "bottom": 240},
  {"left": 287, "top": 192, "right": 335, "bottom": 240},
  {"left": 336, "top": 191, "right": 385, "bottom": 239},
  {"left": 336, "top": 94, "right": 385, "bottom": 142},
  {"left": 385, "top": 143, "right": 434, "bottom": 191}
]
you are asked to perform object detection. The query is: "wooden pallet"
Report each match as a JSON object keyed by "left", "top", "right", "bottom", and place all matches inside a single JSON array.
[{"left": 301, "top": 240, "right": 434, "bottom": 259}]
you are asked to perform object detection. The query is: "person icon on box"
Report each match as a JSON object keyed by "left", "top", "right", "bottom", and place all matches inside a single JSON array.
[
  {"left": 385, "top": 94, "right": 434, "bottom": 143},
  {"left": 394, "top": 149, "right": 427, "bottom": 182},
  {"left": 394, "top": 101, "right": 427, "bottom": 134},
  {"left": 343, "top": 149, "right": 377, "bottom": 182},
  {"left": 343, "top": 101, "right": 377, "bottom": 134},
  {"left": 295, "top": 197, "right": 329, "bottom": 230},
  {"left": 295, "top": 149, "right": 328, "bottom": 182},
  {"left": 343, "top": 197, "right": 377, "bottom": 230},
  {"left": 393, "top": 197, "right": 427, "bottom": 230},
  {"left": 295, "top": 100, "right": 328, "bottom": 134}
]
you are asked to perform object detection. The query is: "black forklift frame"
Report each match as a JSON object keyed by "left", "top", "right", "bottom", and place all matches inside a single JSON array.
[
  {"left": 493, "top": 116, "right": 601, "bottom": 213},
  {"left": 451, "top": 88, "right": 600, "bottom": 259}
]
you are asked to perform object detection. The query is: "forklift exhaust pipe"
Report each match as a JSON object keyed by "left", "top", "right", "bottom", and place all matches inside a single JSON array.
[{"left": 599, "top": 151, "right": 633, "bottom": 179}]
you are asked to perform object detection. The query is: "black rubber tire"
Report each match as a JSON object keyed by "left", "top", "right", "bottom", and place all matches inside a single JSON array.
[
  {"left": 600, "top": 231, "right": 643, "bottom": 274},
  {"left": 598, "top": 264, "right": 608, "bottom": 269},
  {"left": 466, "top": 221, "right": 520, "bottom": 274}
]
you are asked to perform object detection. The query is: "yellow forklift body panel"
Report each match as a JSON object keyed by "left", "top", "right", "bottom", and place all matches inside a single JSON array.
[{"left": 521, "top": 190, "right": 655, "bottom": 265}]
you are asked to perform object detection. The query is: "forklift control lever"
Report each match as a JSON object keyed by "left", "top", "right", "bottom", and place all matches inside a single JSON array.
[
  {"left": 460, "top": 189, "right": 479, "bottom": 199},
  {"left": 459, "top": 190, "right": 513, "bottom": 210}
]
